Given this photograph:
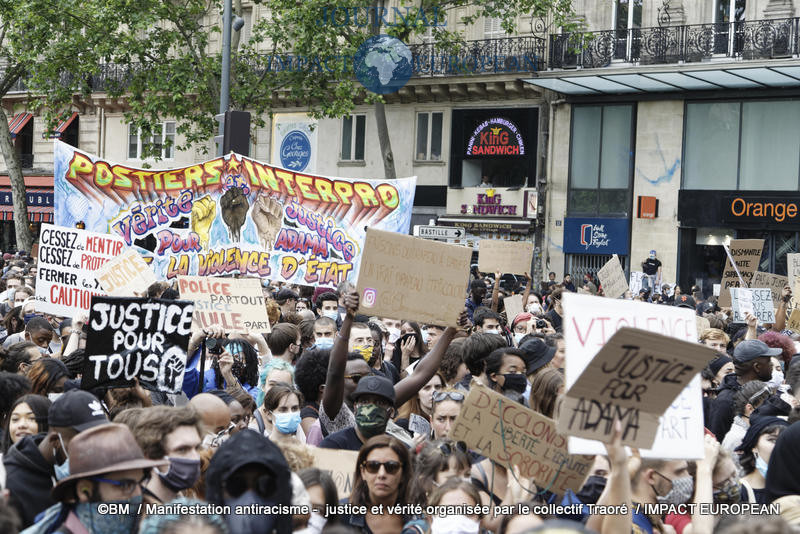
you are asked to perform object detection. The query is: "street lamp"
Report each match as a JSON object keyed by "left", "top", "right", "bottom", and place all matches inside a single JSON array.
[{"left": 217, "top": 0, "right": 245, "bottom": 156}]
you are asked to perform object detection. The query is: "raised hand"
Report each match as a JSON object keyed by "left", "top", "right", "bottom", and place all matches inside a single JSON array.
[
  {"left": 191, "top": 195, "right": 217, "bottom": 249},
  {"left": 251, "top": 194, "right": 284, "bottom": 250}
]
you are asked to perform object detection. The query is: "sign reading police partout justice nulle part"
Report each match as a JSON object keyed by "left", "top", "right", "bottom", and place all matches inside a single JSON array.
[{"left": 81, "top": 296, "right": 194, "bottom": 394}]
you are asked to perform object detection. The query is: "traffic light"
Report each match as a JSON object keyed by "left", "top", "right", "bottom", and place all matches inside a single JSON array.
[{"left": 214, "top": 110, "right": 251, "bottom": 156}]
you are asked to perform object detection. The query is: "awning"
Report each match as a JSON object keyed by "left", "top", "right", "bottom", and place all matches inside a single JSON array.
[
  {"left": 436, "top": 216, "right": 532, "bottom": 233},
  {"left": 47, "top": 112, "right": 78, "bottom": 139},
  {"left": 8, "top": 113, "right": 33, "bottom": 139},
  {"left": 522, "top": 65, "right": 800, "bottom": 95},
  {"left": 0, "top": 206, "right": 53, "bottom": 223},
  {"left": 0, "top": 187, "right": 53, "bottom": 223}
]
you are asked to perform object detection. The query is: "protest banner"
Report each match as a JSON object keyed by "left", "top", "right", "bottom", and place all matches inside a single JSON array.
[
  {"left": 178, "top": 276, "right": 271, "bottom": 334},
  {"left": 731, "top": 288, "right": 774, "bottom": 324},
  {"left": 504, "top": 294, "right": 524, "bottom": 323},
  {"left": 95, "top": 248, "right": 158, "bottom": 297},
  {"left": 597, "top": 254, "right": 628, "bottom": 299},
  {"left": 788, "top": 309, "right": 800, "bottom": 333},
  {"left": 789, "top": 253, "right": 800, "bottom": 289},
  {"left": 751, "top": 271, "right": 787, "bottom": 308},
  {"left": 719, "top": 239, "right": 764, "bottom": 307},
  {"left": 477, "top": 239, "right": 533, "bottom": 275},
  {"left": 310, "top": 447, "right": 358, "bottom": 498},
  {"left": 356, "top": 228, "right": 470, "bottom": 327},
  {"left": 450, "top": 384, "right": 593, "bottom": 494},
  {"left": 82, "top": 296, "right": 194, "bottom": 393},
  {"left": 35, "top": 223, "right": 126, "bottom": 316},
  {"left": 629, "top": 271, "right": 645, "bottom": 295},
  {"left": 562, "top": 292, "right": 707, "bottom": 459},
  {"left": 53, "top": 140, "right": 416, "bottom": 287},
  {"left": 557, "top": 327, "right": 717, "bottom": 448}
]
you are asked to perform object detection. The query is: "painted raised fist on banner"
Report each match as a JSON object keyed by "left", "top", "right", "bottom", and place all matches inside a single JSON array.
[
  {"left": 190, "top": 195, "right": 217, "bottom": 249},
  {"left": 251, "top": 194, "right": 283, "bottom": 250},
  {"left": 220, "top": 187, "right": 250, "bottom": 243}
]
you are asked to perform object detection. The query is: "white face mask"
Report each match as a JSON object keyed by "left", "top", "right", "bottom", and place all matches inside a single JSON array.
[
  {"left": 484, "top": 328, "right": 499, "bottom": 335},
  {"left": 322, "top": 310, "right": 338, "bottom": 321},
  {"left": 388, "top": 327, "right": 401, "bottom": 343},
  {"left": 431, "top": 515, "right": 479, "bottom": 534},
  {"left": 769, "top": 369, "right": 785, "bottom": 389},
  {"left": 513, "top": 332, "right": 525, "bottom": 344}
]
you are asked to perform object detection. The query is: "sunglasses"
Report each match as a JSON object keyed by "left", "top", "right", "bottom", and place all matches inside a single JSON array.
[
  {"left": 439, "top": 441, "right": 468, "bottom": 456},
  {"left": 345, "top": 374, "right": 367, "bottom": 384},
  {"left": 433, "top": 391, "right": 465, "bottom": 403},
  {"left": 362, "top": 460, "right": 402, "bottom": 475}
]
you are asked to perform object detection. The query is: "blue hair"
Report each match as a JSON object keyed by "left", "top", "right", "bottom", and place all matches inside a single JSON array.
[{"left": 256, "top": 358, "right": 295, "bottom": 407}]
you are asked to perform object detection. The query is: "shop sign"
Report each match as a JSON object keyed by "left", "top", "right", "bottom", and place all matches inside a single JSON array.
[
  {"left": 465, "top": 117, "right": 524, "bottom": 156},
  {"left": 0, "top": 190, "right": 53, "bottom": 207},
  {"left": 563, "top": 217, "right": 629, "bottom": 255},
  {"left": 461, "top": 192, "right": 517, "bottom": 216},
  {"left": 722, "top": 195, "right": 800, "bottom": 224}
]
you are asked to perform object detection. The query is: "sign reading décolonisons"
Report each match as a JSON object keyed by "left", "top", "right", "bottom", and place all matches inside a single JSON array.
[{"left": 53, "top": 141, "right": 416, "bottom": 286}]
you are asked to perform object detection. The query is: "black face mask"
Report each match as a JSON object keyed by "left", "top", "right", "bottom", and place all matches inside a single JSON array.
[
  {"left": 576, "top": 475, "right": 607, "bottom": 504},
  {"left": 502, "top": 373, "right": 528, "bottom": 394}
]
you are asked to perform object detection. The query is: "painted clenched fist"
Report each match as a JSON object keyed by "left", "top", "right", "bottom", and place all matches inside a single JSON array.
[
  {"left": 191, "top": 195, "right": 217, "bottom": 249},
  {"left": 251, "top": 194, "right": 283, "bottom": 250},
  {"left": 220, "top": 187, "right": 250, "bottom": 243}
]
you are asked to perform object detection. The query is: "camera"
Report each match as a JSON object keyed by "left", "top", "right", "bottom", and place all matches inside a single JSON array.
[
  {"left": 206, "top": 337, "right": 225, "bottom": 355},
  {"left": 535, "top": 319, "right": 546, "bottom": 329}
]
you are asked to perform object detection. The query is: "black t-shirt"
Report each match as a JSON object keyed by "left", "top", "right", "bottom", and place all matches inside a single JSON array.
[
  {"left": 642, "top": 257, "right": 662, "bottom": 275},
  {"left": 319, "top": 427, "right": 363, "bottom": 451},
  {"left": 300, "top": 402, "right": 319, "bottom": 421},
  {"left": 544, "top": 309, "right": 562, "bottom": 332}
]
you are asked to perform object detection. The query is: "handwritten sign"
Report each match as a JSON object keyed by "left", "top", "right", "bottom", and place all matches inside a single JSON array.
[
  {"left": 409, "top": 413, "right": 432, "bottom": 437},
  {"left": 557, "top": 328, "right": 716, "bottom": 448},
  {"left": 450, "top": 384, "right": 593, "bottom": 495},
  {"left": 719, "top": 239, "right": 764, "bottom": 307},
  {"left": 751, "top": 272, "right": 787, "bottom": 308},
  {"left": 478, "top": 240, "right": 534, "bottom": 275},
  {"left": 597, "top": 254, "right": 628, "bottom": 299},
  {"left": 356, "top": 228, "right": 470, "bottom": 327},
  {"left": 35, "top": 223, "right": 126, "bottom": 317},
  {"left": 788, "top": 309, "right": 800, "bottom": 333},
  {"left": 178, "top": 276, "right": 271, "bottom": 334},
  {"left": 731, "top": 287, "right": 774, "bottom": 324},
  {"left": 504, "top": 294, "right": 524, "bottom": 323},
  {"left": 311, "top": 447, "right": 358, "bottom": 498},
  {"left": 629, "top": 271, "right": 645, "bottom": 295},
  {"left": 95, "top": 248, "right": 158, "bottom": 297},
  {"left": 789, "top": 253, "right": 800, "bottom": 290},
  {"left": 82, "top": 296, "right": 194, "bottom": 393},
  {"left": 562, "top": 292, "right": 706, "bottom": 459}
]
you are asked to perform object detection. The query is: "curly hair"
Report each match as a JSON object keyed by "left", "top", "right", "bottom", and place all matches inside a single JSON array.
[
  {"left": 758, "top": 331, "right": 794, "bottom": 366},
  {"left": 274, "top": 439, "right": 314, "bottom": 472},
  {"left": 210, "top": 339, "right": 259, "bottom": 392},
  {"left": 132, "top": 405, "right": 203, "bottom": 460},
  {"left": 294, "top": 348, "right": 329, "bottom": 405}
]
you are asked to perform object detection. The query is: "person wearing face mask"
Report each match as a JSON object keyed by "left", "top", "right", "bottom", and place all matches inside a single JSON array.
[
  {"left": 405, "top": 478, "right": 482, "bottom": 534},
  {"left": 315, "top": 291, "right": 341, "bottom": 326},
  {"left": 4, "top": 389, "right": 108, "bottom": 528},
  {"left": 312, "top": 316, "right": 337, "bottom": 349},
  {"left": 367, "top": 322, "right": 400, "bottom": 384},
  {"left": 709, "top": 340, "right": 783, "bottom": 443},
  {"left": 298, "top": 468, "right": 339, "bottom": 534},
  {"left": 27, "top": 358, "right": 69, "bottom": 398},
  {"left": 3, "top": 316, "right": 54, "bottom": 353},
  {"left": 473, "top": 307, "right": 502, "bottom": 335},
  {"left": 483, "top": 348, "right": 528, "bottom": 404},
  {"left": 510, "top": 312, "right": 532, "bottom": 346},
  {"left": 205, "top": 428, "right": 293, "bottom": 534},
  {"left": 559, "top": 455, "right": 610, "bottom": 524},
  {"left": 27, "top": 423, "right": 167, "bottom": 534},
  {"left": 202, "top": 339, "right": 261, "bottom": 402},
  {"left": 630, "top": 458, "right": 693, "bottom": 533},
  {"left": 262, "top": 384, "right": 305, "bottom": 443},
  {"left": 130, "top": 405, "right": 203, "bottom": 506},
  {"left": 736, "top": 415, "right": 788, "bottom": 504}
]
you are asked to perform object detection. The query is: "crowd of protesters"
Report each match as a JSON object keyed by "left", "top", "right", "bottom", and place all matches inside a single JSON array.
[{"left": 0, "top": 249, "right": 799, "bottom": 534}]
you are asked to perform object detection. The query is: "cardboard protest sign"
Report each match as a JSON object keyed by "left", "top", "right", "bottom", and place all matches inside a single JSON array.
[
  {"left": 477, "top": 239, "right": 533, "bottom": 275},
  {"left": 719, "top": 239, "right": 764, "bottom": 307},
  {"left": 356, "top": 228, "right": 470, "bottom": 327},
  {"left": 562, "top": 292, "right": 707, "bottom": 459},
  {"left": 95, "top": 248, "right": 158, "bottom": 297},
  {"left": 597, "top": 254, "right": 628, "bottom": 299},
  {"left": 310, "top": 447, "right": 358, "bottom": 498},
  {"left": 409, "top": 413, "right": 432, "bottom": 437},
  {"left": 53, "top": 140, "right": 416, "bottom": 287},
  {"left": 82, "top": 296, "right": 194, "bottom": 393},
  {"left": 504, "top": 294, "right": 524, "bottom": 323},
  {"left": 788, "top": 309, "right": 800, "bottom": 333},
  {"left": 178, "top": 276, "right": 271, "bottom": 334},
  {"left": 731, "top": 288, "right": 774, "bottom": 324},
  {"left": 35, "top": 223, "right": 126, "bottom": 316},
  {"left": 557, "top": 327, "right": 717, "bottom": 448},
  {"left": 629, "top": 271, "right": 645, "bottom": 295},
  {"left": 450, "top": 384, "right": 594, "bottom": 495},
  {"left": 751, "top": 271, "right": 787, "bottom": 308},
  {"left": 788, "top": 253, "right": 800, "bottom": 289}
]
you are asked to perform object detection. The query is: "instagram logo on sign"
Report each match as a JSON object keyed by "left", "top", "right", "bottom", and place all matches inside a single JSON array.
[{"left": 362, "top": 288, "right": 377, "bottom": 308}]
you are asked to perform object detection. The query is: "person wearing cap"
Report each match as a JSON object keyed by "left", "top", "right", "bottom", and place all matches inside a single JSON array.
[
  {"left": 709, "top": 339, "right": 782, "bottom": 443},
  {"left": 510, "top": 312, "right": 532, "bottom": 346},
  {"left": 30, "top": 423, "right": 168, "bottom": 534},
  {"left": 736, "top": 415, "right": 789, "bottom": 504},
  {"left": 275, "top": 287, "right": 299, "bottom": 322},
  {"left": 641, "top": 249, "right": 662, "bottom": 293},
  {"left": 520, "top": 338, "right": 556, "bottom": 382},
  {"left": 4, "top": 389, "right": 109, "bottom": 528},
  {"left": 319, "top": 375, "right": 396, "bottom": 451}
]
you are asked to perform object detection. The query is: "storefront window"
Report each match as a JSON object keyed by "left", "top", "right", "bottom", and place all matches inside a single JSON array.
[{"left": 568, "top": 104, "right": 634, "bottom": 217}]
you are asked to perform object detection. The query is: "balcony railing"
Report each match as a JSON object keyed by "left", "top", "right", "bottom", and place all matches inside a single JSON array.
[
  {"left": 549, "top": 17, "right": 799, "bottom": 69},
  {"left": 408, "top": 36, "right": 545, "bottom": 77}
]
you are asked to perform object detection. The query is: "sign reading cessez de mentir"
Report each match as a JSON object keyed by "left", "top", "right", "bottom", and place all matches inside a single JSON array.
[{"left": 722, "top": 196, "right": 800, "bottom": 223}]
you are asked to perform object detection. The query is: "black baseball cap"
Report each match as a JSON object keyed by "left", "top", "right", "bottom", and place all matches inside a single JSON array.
[
  {"left": 48, "top": 390, "right": 109, "bottom": 432},
  {"left": 275, "top": 288, "right": 299, "bottom": 302},
  {"left": 674, "top": 295, "right": 696, "bottom": 309},
  {"left": 733, "top": 340, "right": 783, "bottom": 363},
  {"left": 352, "top": 375, "right": 396, "bottom": 406}
]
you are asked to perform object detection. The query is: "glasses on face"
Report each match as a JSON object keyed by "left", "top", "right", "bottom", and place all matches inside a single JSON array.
[
  {"left": 433, "top": 391, "right": 465, "bottom": 403},
  {"left": 438, "top": 441, "right": 468, "bottom": 456},
  {"left": 204, "top": 422, "right": 236, "bottom": 448},
  {"left": 345, "top": 374, "right": 367, "bottom": 384},
  {"left": 362, "top": 460, "right": 402, "bottom": 475},
  {"left": 90, "top": 474, "right": 148, "bottom": 495}
]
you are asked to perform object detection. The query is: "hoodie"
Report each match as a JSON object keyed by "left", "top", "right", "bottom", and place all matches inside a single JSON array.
[
  {"left": 709, "top": 373, "right": 742, "bottom": 442},
  {"left": 3, "top": 433, "right": 56, "bottom": 528}
]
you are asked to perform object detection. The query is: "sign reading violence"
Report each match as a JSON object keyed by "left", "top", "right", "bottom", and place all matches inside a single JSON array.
[
  {"left": 477, "top": 239, "right": 533, "bottom": 275},
  {"left": 178, "top": 275, "right": 271, "bottom": 334},
  {"left": 356, "top": 228, "right": 471, "bottom": 327},
  {"left": 451, "top": 384, "right": 593, "bottom": 494},
  {"left": 53, "top": 140, "right": 415, "bottom": 287},
  {"left": 95, "top": 248, "right": 158, "bottom": 297},
  {"left": 82, "top": 296, "right": 194, "bottom": 393},
  {"left": 562, "top": 292, "right": 708, "bottom": 459},
  {"left": 35, "top": 223, "right": 126, "bottom": 316},
  {"left": 719, "top": 239, "right": 764, "bottom": 307},
  {"left": 557, "top": 328, "right": 716, "bottom": 449}
]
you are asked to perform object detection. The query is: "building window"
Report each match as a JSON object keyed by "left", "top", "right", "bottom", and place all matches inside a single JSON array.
[
  {"left": 415, "top": 112, "right": 443, "bottom": 161},
  {"left": 127, "top": 122, "right": 175, "bottom": 160},
  {"left": 341, "top": 114, "right": 366, "bottom": 161},
  {"left": 483, "top": 17, "right": 506, "bottom": 39},
  {"left": 683, "top": 100, "right": 800, "bottom": 191},
  {"left": 568, "top": 104, "right": 634, "bottom": 217}
]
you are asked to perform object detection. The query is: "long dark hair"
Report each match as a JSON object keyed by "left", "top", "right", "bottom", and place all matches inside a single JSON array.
[
  {"left": 350, "top": 435, "right": 416, "bottom": 507},
  {"left": 1, "top": 394, "right": 50, "bottom": 453},
  {"left": 211, "top": 338, "right": 259, "bottom": 389},
  {"left": 299, "top": 468, "right": 339, "bottom": 524},
  {"left": 1, "top": 306, "right": 23, "bottom": 338}
]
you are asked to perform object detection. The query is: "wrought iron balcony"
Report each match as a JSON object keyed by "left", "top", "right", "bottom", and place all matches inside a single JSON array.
[
  {"left": 549, "top": 17, "right": 799, "bottom": 69},
  {"left": 408, "top": 36, "right": 545, "bottom": 77}
]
